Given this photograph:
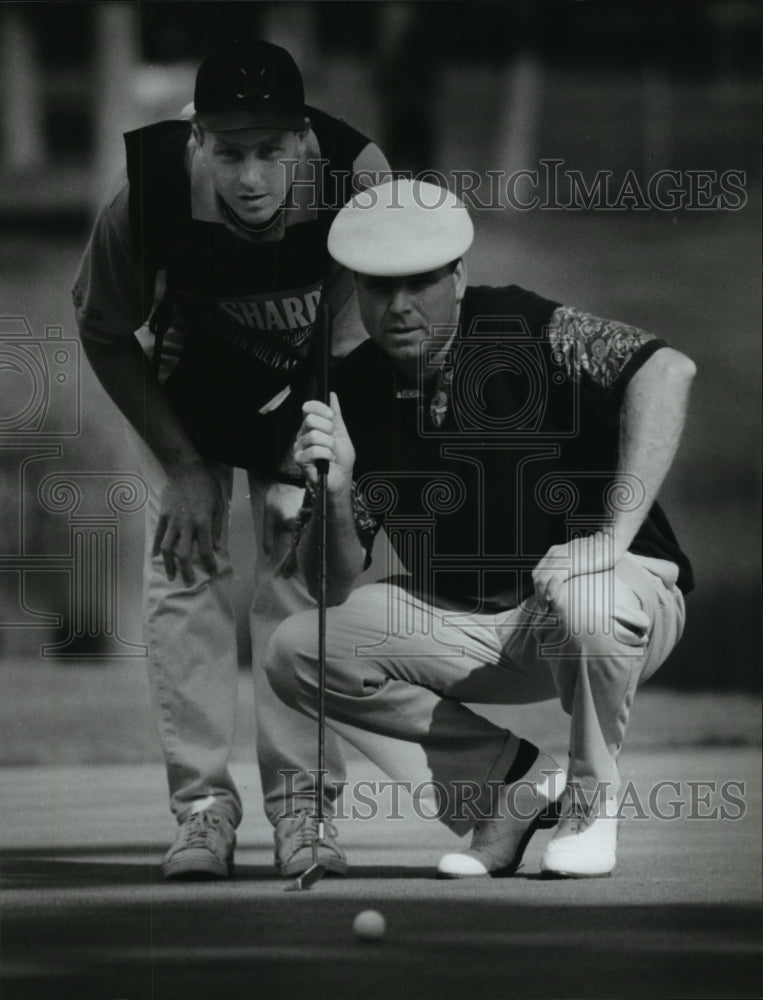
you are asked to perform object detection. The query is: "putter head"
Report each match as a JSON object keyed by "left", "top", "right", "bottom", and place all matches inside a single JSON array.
[
  {"left": 285, "top": 861, "right": 327, "bottom": 892},
  {"left": 283, "top": 834, "right": 327, "bottom": 892}
]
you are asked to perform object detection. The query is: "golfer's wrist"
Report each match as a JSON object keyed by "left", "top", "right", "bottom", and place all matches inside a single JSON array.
[
  {"left": 325, "top": 460, "right": 354, "bottom": 495},
  {"left": 326, "top": 476, "right": 353, "bottom": 505}
]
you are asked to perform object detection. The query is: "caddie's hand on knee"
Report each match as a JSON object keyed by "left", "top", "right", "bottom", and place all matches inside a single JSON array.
[
  {"left": 262, "top": 481, "right": 304, "bottom": 564},
  {"left": 152, "top": 462, "right": 224, "bottom": 585},
  {"left": 295, "top": 392, "right": 355, "bottom": 496},
  {"left": 532, "top": 529, "right": 625, "bottom": 610}
]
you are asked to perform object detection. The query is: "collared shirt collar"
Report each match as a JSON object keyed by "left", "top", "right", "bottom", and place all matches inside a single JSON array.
[{"left": 393, "top": 320, "right": 461, "bottom": 429}]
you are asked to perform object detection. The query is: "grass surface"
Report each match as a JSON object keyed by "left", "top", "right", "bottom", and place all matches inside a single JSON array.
[
  {"left": 0, "top": 660, "right": 759, "bottom": 767},
  {"left": 1, "top": 748, "right": 760, "bottom": 999}
]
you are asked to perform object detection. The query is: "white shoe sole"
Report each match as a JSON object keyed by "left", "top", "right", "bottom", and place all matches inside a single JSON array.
[{"left": 540, "top": 866, "right": 613, "bottom": 879}]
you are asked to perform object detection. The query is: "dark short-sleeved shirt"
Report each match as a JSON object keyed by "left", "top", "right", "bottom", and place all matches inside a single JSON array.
[{"left": 330, "top": 284, "right": 693, "bottom": 609}]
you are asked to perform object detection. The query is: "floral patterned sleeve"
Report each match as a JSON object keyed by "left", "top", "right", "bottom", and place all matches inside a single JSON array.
[
  {"left": 290, "top": 481, "right": 382, "bottom": 571},
  {"left": 548, "top": 306, "right": 666, "bottom": 392}
]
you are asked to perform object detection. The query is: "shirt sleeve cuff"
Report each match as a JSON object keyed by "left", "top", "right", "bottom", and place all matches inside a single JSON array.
[{"left": 612, "top": 338, "right": 669, "bottom": 402}]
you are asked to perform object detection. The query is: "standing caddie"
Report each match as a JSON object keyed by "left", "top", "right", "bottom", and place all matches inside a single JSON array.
[{"left": 72, "top": 39, "right": 389, "bottom": 880}]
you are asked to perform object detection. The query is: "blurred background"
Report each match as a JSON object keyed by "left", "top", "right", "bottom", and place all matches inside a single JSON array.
[{"left": 0, "top": 1, "right": 760, "bottom": 763}]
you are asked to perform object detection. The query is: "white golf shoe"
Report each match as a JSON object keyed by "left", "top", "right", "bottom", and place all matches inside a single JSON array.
[{"left": 540, "top": 787, "right": 618, "bottom": 878}]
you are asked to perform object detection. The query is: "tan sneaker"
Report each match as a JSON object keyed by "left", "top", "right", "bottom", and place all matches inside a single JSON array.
[
  {"left": 162, "top": 809, "right": 236, "bottom": 880},
  {"left": 540, "top": 787, "right": 618, "bottom": 878},
  {"left": 274, "top": 810, "right": 347, "bottom": 878},
  {"left": 438, "top": 752, "right": 565, "bottom": 878}
]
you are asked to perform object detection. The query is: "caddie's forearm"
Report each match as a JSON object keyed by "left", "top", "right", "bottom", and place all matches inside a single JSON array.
[
  {"left": 81, "top": 335, "right": 203, "bottom": 476},
  {"left": 613, "top": 347, "right": 696, "bottom": 552},
  {"left": 298, "top": 485, "right": 365, "bottom": 605}
]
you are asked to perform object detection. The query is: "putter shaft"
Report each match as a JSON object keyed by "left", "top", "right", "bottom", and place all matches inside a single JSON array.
[{"left": 285, "top": 304, "right": 331, "bottom": 894}]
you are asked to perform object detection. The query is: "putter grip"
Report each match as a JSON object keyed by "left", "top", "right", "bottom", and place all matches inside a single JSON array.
[
  {"left": 316, "top": 302, "right": 331, "bottom": 405},
  {"left": 316, "top": 302, "right": 331, "bottom": 474}
]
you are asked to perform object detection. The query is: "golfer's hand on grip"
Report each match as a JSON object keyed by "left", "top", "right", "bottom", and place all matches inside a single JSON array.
[
  {"left": 152, "top": 462, "right": 224, "bottom": 585},
  {"left": 295, "top": 392, "right": 355, "bottom": 496}
]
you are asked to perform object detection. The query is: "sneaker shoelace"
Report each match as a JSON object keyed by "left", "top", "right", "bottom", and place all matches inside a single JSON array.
[
  {"left": 177, "top": 811, "right": 225, "bottom": 849},
  {"left": 283, "top": 810, "right": 339, "bottom": 855}
]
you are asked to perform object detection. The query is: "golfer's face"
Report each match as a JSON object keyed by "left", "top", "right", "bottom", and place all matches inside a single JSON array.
[
  {"left": 198, "top": 127, "right": 306, "bottom": 224},
  {"left": 355, "top": 262, "right": 465, "bottom": 378}
]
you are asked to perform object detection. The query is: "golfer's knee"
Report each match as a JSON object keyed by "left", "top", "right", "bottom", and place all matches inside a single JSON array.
[
  {"left": 551, "top": 577, "right": 650, "bottom": 658},
  {"left": 265, "top": 610, "right": 320, "bottom": 703},
  {"left": 544, "top": 579, "right": 649, "bottom": 714}
]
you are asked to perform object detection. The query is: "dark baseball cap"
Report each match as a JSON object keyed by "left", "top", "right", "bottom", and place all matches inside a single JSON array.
[{"left": 194, "top": 39, "right": 306, "bottom": 132}]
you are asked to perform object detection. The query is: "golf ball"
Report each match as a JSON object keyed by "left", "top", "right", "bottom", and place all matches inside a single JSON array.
[{"left": 353, "top": 909, "right": 386, "bottom": 941}]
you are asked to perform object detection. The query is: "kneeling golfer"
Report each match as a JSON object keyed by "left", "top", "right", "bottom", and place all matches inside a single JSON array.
[{"left": 267, "top": 179, "right": 695, "bottom": 878}]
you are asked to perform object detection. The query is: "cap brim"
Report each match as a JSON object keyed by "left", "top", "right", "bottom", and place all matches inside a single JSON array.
[{"left": 196, "top": 109, "right": 307, "bottom": 132}]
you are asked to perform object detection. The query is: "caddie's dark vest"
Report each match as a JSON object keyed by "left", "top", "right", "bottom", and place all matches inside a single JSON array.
[{"left": 124, "top": 110, "right": 369, "bottom": 471}]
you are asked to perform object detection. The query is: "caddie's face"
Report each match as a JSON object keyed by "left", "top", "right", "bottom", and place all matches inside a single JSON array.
[
  {"left": 196, "top": 125, "right": 307, "bottom": 224},
  {"left": 355, "top": 261, "right": 466, "bottom": 381}
]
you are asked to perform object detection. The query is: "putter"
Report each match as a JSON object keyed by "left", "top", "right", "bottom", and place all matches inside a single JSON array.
[{"left": 286, "top": 303, "right": 332, "bottom": 893}]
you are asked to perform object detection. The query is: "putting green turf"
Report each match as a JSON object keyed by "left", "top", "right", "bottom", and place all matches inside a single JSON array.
[{"left": 1, "top": 747, "right": 760, "bottom": 999}]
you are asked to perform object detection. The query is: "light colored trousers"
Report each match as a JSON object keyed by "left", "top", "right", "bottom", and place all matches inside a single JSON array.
[
  {"left": 132, "top": 432, "right": 347, "bottom": 827},
  {"left": 130, "top": 290, "right": 368, "bottom": 829},
  {"left": 266, "top": 553, "right": 685, "bottom": 834}
]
